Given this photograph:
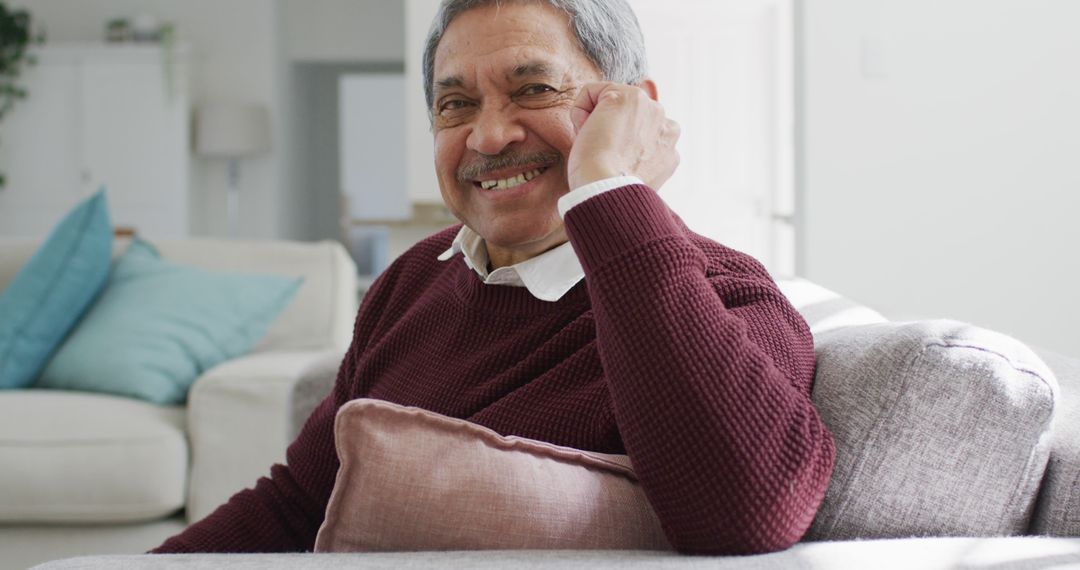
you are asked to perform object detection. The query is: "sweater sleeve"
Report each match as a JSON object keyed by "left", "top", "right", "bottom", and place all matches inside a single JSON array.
[{"left": 563, "top": 184, "right": 835, "bottom": 555}]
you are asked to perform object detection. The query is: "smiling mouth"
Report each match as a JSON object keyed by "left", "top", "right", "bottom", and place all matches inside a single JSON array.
[{"left": 475, "top": 166, "right": 549, "bottom": 191}]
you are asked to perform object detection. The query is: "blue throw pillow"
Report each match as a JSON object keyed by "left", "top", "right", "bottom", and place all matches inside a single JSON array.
[
  {"left": 35, "top": 238, "right": 302, "bottom": 404},
  {"left": 0, "top": 191, "right": 112, "bottom": 389}
]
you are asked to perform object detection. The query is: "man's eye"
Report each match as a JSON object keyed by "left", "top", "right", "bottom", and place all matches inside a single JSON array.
[
  {"left": 514, "top": 84, "right": 570, "bottom": 110},
  {"left": 519, "top": 84, "right": 556, "bottom": 97},
  {"left": 434, "top": 99, "right": 475, "bottom": 128},
  {"left": 438, "top": 99, "right": 472, "bottom": 114}
]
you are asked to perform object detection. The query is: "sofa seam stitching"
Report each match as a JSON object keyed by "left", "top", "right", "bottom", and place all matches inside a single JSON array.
[{"left": 924, "top": 340, "right": 1057, "bottom": 533}]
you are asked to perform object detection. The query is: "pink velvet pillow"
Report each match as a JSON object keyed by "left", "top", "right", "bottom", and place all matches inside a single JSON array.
[{"left": 314, "top": 398, "right": 672, "bottom": 552}]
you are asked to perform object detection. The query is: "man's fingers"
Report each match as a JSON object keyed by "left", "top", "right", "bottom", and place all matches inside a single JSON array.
[
  {"left": 664, "top": 118, "right": 681, "bottom": 143},
  {"left": 570, "top": 107, "right": 591, "bottom": 134},
  {"left": 571, "top": 82, "right": 614, "bottom": 132},
  {"left": 566, "top": 80, "right": 680, "bottom": 190},
  {"left": 573, "top": 82, "right": 608, "bottom": 114}
]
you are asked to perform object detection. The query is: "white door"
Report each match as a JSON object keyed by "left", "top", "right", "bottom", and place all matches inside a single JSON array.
[{"left": 629, "top": 0, "right": 795, "bottom": 276}]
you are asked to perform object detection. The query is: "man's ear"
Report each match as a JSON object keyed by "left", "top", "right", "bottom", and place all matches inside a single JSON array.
[{"left": 637, "top": 79, "right": 659, "bottom": 102}]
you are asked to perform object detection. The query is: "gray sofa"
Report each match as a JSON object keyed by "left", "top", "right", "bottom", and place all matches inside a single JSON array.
[
  {"left": 31, "top": 279, "right": 1080, "bottom": 569},
  {"left": 26, "top": 538, "right": 1080, "bottom": 569}
]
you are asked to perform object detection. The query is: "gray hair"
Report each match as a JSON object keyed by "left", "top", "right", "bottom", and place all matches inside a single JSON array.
[{"left": 422, "top": 0, "right": 648, "bottom": 112}]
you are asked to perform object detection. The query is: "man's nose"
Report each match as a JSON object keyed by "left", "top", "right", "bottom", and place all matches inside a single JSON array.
[{"left": 466, "top": 105, "right": 527, "bottom": 156}]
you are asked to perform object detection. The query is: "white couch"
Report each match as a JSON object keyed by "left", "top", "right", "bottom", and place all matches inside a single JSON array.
[{"left": 0, "top": 238, "right": 358, "bottom": 570}]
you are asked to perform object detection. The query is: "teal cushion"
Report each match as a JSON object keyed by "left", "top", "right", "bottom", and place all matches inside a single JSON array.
[
  {"left": 0, "top": 191, "right": 112, "bottom": 389},
  {"left": 36, "top": 238, "right": 302, "bottom": 404}
]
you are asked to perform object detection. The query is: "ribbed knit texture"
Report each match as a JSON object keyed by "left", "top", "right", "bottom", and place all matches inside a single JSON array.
[{"left": 152, "top": 185, "right": 834, "bottom": 555}]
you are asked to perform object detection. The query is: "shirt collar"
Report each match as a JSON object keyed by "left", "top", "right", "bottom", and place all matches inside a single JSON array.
[{"left": 437, "top": 226, "right": 584, "bottom": 302}]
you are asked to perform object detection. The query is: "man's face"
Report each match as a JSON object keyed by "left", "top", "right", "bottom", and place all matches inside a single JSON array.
[{"left": 431, "top": 2, "right": 603, "bottom": 265}]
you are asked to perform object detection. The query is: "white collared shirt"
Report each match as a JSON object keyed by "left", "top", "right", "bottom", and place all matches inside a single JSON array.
[{"left": 437, "top": 175, "right": 643, "bottom": 302}]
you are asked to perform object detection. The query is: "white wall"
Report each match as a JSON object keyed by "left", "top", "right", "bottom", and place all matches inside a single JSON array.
[
  {"left": 18, "top": 0, "right": 282, "bottom": 238},
  {"left": 800, "top": 0, "right": 1080, "bottom": 355}
]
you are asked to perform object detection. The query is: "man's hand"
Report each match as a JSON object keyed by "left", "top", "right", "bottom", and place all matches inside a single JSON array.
[{"left": 567, "top": 81, "right": 681, "bottom": 191}]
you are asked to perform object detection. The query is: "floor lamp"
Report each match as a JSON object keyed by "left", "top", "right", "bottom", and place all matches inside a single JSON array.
[{"left": 194, "top": 103, "right": 271, "bottom": 238}]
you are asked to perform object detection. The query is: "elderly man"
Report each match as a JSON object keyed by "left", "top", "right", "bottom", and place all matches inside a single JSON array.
[{"left": 154, "top": 0, "right": 834, "bottom": 555}]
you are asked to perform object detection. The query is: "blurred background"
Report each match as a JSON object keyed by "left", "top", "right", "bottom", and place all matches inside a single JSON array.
[{"left": 1, "top": 0, "right": 1076, "bottom": 354}]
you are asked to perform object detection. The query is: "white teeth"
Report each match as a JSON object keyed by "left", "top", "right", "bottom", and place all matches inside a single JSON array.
[{"left": 479, "top": 168, "right": 544, "bottom": 191}]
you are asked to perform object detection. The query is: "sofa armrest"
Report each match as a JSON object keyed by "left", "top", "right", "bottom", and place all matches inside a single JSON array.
[
  {"left": 185, "top": 350, "right": 341, "bottom": 523},
  {"left": 288, "top": 352, "right": 345, "bottom": 441}
]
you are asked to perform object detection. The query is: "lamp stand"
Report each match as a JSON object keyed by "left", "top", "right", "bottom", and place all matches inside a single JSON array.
[{"left": 226, "top": 158, "right": 240, "bottom": 238}]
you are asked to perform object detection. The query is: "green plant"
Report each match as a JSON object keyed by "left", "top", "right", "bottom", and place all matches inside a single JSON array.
[{"left": 0, "top": 1, "right": 45, "bottom": 187}]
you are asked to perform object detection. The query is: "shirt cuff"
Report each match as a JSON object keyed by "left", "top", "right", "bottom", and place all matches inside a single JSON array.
[{"left": 557, "top": 175, "right": 645, "bottom": 219}]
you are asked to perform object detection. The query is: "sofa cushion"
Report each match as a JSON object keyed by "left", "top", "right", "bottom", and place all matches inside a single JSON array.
[
  {"left": 0, "top": 191, "right": 112, "bottom": 389},
  {"left": 0, "top": 390, "right": 187, "bottom": 523},
  {"left": 315, "top": 398, "right": 671, "bottom": 552},
  {"left": 806, "top": 320, "right": 1057, "bottom": 539},
  {"left": 36, "top": 238, "right": 302, "bottom": 405}
]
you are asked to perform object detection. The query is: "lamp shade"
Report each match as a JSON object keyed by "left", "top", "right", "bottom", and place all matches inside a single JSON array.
[{"left": 194, "top": 102, "right": 272, "bottom": 157}]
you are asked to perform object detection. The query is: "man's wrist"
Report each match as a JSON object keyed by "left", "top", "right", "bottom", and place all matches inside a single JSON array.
[{"left": 558, "top": 175, "right": 645, "bottom": 219}]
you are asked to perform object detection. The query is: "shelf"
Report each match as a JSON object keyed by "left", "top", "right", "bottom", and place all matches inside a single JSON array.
[{"left": 32, "top": 43, "right": 191, "bottom": 64}]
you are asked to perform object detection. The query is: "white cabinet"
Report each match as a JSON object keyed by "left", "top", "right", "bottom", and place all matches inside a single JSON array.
[{"left": 0, "top": 44, "right": 189, "bottom": 238}]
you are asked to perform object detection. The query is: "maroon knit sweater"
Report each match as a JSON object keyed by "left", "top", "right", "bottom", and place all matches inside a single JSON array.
[{"left": 153, "top": 185, "right": 834, "bottom": 555}]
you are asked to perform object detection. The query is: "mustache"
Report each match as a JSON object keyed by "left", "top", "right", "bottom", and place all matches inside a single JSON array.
[{"left": 457, "top": 150, "right": 562, "bottom": 182}]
